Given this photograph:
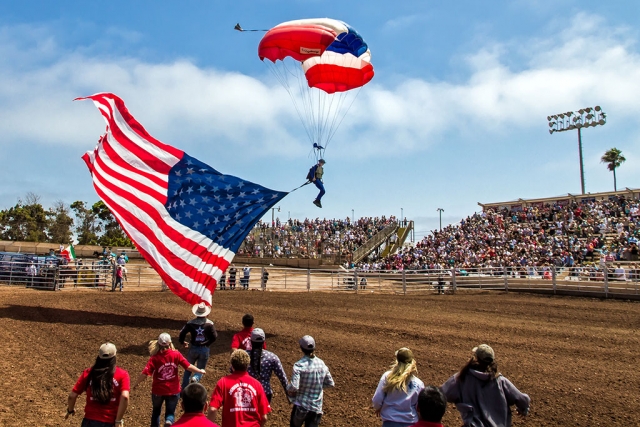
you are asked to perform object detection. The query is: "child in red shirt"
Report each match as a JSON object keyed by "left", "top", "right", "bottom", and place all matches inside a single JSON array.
[
  {"left": 133, "top": 333, "right": 206, "bottom": 427},
  {"left": 208, "top": 350, "right": 271, "bottom": 427},
  {"left": 231, "top": 314, "right": 266, "bottom": 351},
  {"left": 66, "top": 342, "right": 130, "bottom": 426}
]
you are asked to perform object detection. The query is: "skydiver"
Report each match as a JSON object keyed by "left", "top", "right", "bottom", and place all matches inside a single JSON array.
[{"left": 311, "top": 158, "right": 326, "bottom": 208}]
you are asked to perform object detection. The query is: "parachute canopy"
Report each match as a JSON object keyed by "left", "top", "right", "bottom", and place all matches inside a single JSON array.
[{"left": 258, "top": 18, "right": 374, "bottom": 159}]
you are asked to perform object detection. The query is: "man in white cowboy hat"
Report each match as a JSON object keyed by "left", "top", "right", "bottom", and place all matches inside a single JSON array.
[{"left": 179, "top": 302, "right": 218, "bottom": 389}]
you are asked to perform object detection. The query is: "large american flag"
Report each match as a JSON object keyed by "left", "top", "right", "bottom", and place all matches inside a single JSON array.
[{"left": 79, "top": 93, "right": 287, "bottom": 305}]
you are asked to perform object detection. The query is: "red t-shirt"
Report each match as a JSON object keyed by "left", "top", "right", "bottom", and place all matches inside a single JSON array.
[
  {"left": 72, "top": 366, "right": 130, "bottom": 423},
  {"left": 230, "top": 328, "right": 266, "bottom": 351},
  {"left": 173, "top": 412, "right": 220, "bottom": 426},
  {"left": 142, "top": 349, "right": 191, "bottom": 395},
  {"left": 210, "top": 371, "right": 271, "bottom": 427}
]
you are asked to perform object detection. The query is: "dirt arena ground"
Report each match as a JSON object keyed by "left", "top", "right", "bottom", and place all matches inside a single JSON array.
[{"left": 1, "top": 287, "right": 639, "bottom": 426}]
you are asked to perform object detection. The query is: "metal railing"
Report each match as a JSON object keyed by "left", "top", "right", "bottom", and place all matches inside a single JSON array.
[{"left": 4, "top": 261, "right": 640, "bottom": 299}]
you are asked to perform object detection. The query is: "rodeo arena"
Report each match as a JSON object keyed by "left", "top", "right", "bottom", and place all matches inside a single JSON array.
[
  {"left": 2, "top": 184, "right": 640, "bottom": 427},
  {"left": 1, "top": 21, "right": 639, "bottom": 427}
]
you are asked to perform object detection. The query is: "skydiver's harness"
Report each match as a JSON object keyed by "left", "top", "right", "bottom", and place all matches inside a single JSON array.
[{"left": 289, "top": 164, "right": 318, "bottom": 192}]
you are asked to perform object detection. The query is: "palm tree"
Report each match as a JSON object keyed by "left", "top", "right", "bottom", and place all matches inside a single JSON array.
[{"left": 601, "top": 148, "right": 626, "bottom": 191}]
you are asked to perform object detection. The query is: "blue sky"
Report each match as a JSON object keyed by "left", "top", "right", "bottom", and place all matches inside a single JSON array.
[{"left": 0, "top": 1, "right": 639, "bottom": 238}]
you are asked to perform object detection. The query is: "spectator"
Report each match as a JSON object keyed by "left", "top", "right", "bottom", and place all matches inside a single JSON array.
[
  {"left": 242, "top": 265, "right": 251, "bottom": 290},
  {"left": 218, "top": 269, "right": 226, "bottom": 290},
  {"left": 179, "top": 303, "right": 218, "bottom": 389},
  {"left": 247, "top": 328, "right": 288, "bottom": 403},
  {"left": 112, "top": 265, "right": 125, "bottom": 292},
  {"left": 229, "top": 265, "right": 237, "bottom": 290},
  {"left": 66, "top": 343, "right": 129, "bottom": 427},
  {"left": 231, "top": 314, "right": 266, "bottom": 351},
  {"left": 173, "top": 383, "right": 220, "bottom": 427},
  {"left": 441, "top": 344, "right": 530, "bottom": 427},
  {"left": 372, "top": 347, "right": 424, "bottom": 427},
  {"left": 409, "top": 386, "right": 447, "bottom": 427},
  {"left": 132, "top": 333, "right": 206, "bottom": 427},
  {"left": 207, "top": 350, "right": 271, "bottom": 426},
  {"left": 287, "top": 335, "right": 335, "bottom": 427}
]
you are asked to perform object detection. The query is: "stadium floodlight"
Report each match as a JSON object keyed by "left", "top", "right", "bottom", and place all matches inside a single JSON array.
[{"left": 547, "top": 106, "right": 607, "bottom": 194}]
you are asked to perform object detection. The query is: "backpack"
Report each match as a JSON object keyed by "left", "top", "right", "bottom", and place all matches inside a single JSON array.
[{"left": 306, "top": 165, "right": 317, "bottom": 181}]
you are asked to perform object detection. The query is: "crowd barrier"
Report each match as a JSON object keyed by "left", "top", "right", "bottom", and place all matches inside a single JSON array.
[{"left": 2, "top": 261, "right": 639, "bottom": 299}]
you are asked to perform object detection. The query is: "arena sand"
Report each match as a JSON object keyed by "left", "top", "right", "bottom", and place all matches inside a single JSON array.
[{"left": 0, "top": 288, "right": 638, "bottom": 426}]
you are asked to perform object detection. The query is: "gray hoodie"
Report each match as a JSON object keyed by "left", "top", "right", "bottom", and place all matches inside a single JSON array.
[{"left": 441, "top": 369, "right": 530, "bottom": 427}]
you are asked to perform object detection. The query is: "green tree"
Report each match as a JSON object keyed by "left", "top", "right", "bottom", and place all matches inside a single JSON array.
[
  {"left": 0, "top": 193, "right": 50, "bottom": 242},
  {"left": 92, "top": 201, "right": 133, "bottom": 247},
  {"left": 70, "top": 200, "right": 100, "bottom": 245},
  {"left": 601, "top": 148, "right": 626, "bottom": 191},
  {"left": 47, "top": 200, "right": 74, "bottom": 244}
]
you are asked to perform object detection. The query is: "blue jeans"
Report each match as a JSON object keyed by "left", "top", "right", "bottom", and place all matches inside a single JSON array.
[
  {"left": 151, "top": 393, "right": 179, "bottom": 427},
  {"left": 314, "top": 180, "right": 325, "bottom": 202},
  {"left": 181, "top": 345, "right": 209, "bottom": 389},
  {"left": 82, "top": 419, "right": 114, "bottom": 427},
  {"left": 382, "top": 422, "right": 413, "bottom": 427}
]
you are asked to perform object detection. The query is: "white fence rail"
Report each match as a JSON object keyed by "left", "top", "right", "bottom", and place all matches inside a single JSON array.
[{"left": 2, "top": 261, "right": 639, "bottom": 299}]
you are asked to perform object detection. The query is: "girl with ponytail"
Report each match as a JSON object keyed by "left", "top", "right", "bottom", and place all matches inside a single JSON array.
[
  {"left": 372, "top": 348, "right": 425, "bottom": 427},
  {"left": 132, "top": 333, "right": 205, "bottom": 427}
]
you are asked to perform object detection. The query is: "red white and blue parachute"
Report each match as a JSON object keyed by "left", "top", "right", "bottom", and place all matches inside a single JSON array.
[{"left": 258, "top": 18, "right": 374, "bottom": 159}]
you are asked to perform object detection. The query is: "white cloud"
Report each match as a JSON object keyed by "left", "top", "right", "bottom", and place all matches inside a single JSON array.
[{"left": 0, "top": 13, "right": 639, "bottom": 162}]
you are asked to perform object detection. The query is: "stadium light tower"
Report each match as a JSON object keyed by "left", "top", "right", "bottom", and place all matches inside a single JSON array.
[
  {"left": 548, "top": 106, "right": 606, "bottom": 194},
  {"left": 437, "top": 208, "right": 444, "bottom": 231}
]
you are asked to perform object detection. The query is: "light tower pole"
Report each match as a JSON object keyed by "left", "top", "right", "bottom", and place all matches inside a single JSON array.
[
  {"left": 548, "top": 106, "right": 606, "bottom": 194},
  {"left": 437, "top": 208, "right": 444, "bottom": 231}
]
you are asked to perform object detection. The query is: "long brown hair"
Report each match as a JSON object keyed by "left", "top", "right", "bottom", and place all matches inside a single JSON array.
[
  {"left": 458, "top": 357, "right": 499, "bottom": 382},
  {"left": 89, "top": 356, "right": 116, "bottom": 404}
]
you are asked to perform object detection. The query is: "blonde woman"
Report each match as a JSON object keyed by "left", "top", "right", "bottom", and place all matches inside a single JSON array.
[
  {"left": 132, "top": 333, "right": 205, "bottom": 427},
  {"left": 372, "top": 348, "right": 424, "bottom": 427}
]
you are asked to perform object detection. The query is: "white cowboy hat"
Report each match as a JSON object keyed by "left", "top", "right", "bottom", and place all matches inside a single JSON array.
[{"left": 192, "top": 302, "right": 211, "bottom": 317}]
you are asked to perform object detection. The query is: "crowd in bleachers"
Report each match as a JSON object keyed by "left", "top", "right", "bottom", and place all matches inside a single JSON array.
[
  {"left": 361, "top": 196, "right": 640, "bottom": 272},
  {"left": 237, "top": 216, "right": 396, "bottom": 259}
]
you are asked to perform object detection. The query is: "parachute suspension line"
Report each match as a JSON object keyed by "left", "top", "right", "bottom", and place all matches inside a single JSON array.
[
  {"left": 268, "top": 60, "right": 315, "bottom": 147},
  {"left": 326, "top": 87, "right": 363, "bottom": 146}
]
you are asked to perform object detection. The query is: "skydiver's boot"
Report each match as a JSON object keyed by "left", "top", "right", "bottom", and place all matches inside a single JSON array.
[{"left": 313, "top": 200, "right": 322, "bottom": 208}]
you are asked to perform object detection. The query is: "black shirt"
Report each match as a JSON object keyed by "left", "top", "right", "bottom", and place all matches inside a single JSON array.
[{"left": 179, "top": 318, "right": 218, "bottom": 347}]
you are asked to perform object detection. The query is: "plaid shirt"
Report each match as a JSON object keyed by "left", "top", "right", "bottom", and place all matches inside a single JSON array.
[{"left": 287, "top": 355, "right": 334, "bottom": 413}]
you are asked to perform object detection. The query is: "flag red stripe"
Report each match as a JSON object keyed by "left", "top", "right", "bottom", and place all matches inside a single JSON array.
[
  {"left": 95, "top": 144, "right": 167, "bottom": 205},
  {"left": 134, "top": 243, "right": 209, "bottom": 305},
  {"left": 101, "top": 137, "right": 169, "bottom": 191}
]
